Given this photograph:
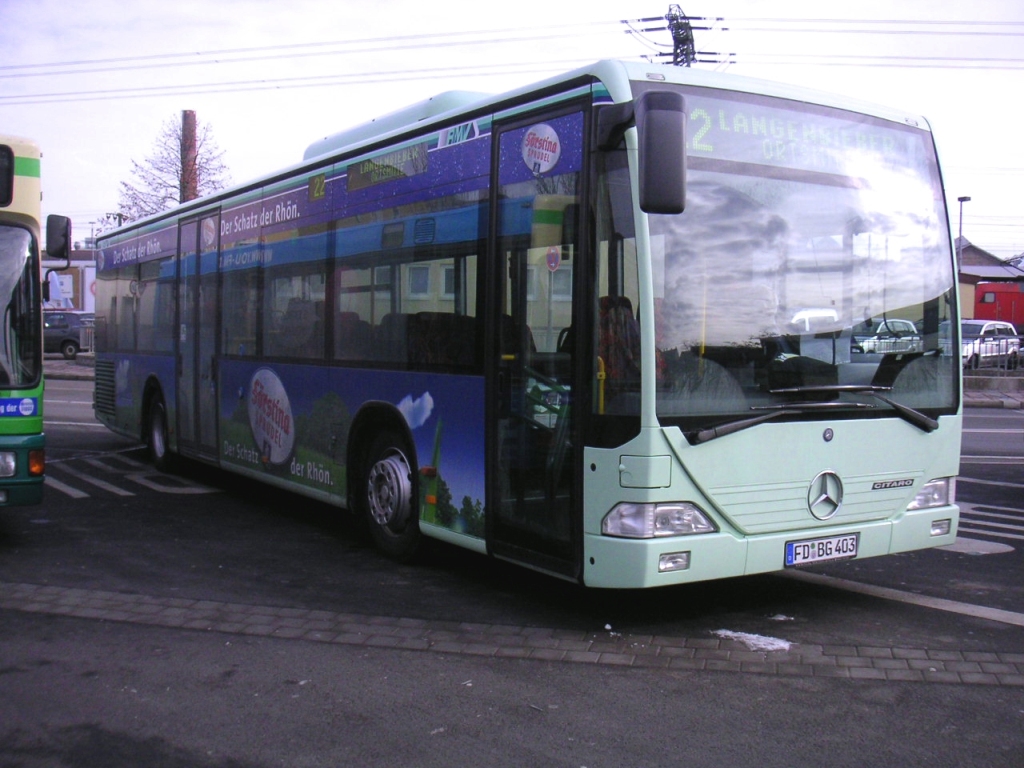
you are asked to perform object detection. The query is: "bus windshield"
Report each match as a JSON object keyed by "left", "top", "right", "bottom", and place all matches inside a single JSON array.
[
  {"left": 644, "top": 85, "right": 957, "bottom": 426},
  {"left": 0, "top": 224, "right": 41, "bottom": 386}
]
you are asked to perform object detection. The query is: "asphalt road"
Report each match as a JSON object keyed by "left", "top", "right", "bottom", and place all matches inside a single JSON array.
[{"left": 1, "top": 381, "right": 1021, "bottom": 767}]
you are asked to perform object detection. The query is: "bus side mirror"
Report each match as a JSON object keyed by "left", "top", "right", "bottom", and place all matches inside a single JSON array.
[
  {"left": 596, "top": 91, "right": 686, "bottom": 215},
  {"left": 46, "top": 214, "right": 72, "bottom": 266},
  {"left": 635, "top": 91, "right": 686, "bottom": 215}
]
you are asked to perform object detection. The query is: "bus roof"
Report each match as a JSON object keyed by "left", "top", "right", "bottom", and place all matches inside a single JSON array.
[
  {"left": 99, "top": 59, "right": 932, "bottom": 241},
  {"left": 301, "top": 60, "right": 930, "bottom": 163}
]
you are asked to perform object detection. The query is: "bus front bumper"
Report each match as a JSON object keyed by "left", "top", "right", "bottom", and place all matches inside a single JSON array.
[
  {"left": 581, "top": 506, "right": 959, "bottom": 589},
  {"left": 0, "top": 434, "right": 45, "bottom": 506}
]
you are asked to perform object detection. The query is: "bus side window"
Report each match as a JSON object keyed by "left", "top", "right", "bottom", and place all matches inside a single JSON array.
[{"left": 263, "top": 268, "right": 326, "bottom": 359}]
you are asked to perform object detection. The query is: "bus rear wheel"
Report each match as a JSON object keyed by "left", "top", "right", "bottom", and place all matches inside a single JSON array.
[{"left": 360, "top": 431, "right": 421, "bottom": 561}]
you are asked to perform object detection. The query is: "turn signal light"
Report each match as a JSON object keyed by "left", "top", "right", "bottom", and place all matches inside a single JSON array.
[{"left": 29, "top": 449, "right": 45, "bottom": 477}]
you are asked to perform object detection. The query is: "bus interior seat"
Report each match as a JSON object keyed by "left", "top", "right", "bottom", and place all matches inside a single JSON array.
[
  {"left": 675, "top": 352, "right": 746, "bottom": 407},
  {"left": 270, "top": 298, "right": 318, "bottom": 356},
  {"left": 887, "top": 352, "right": 952, "bottom": 408},
  {"left": 598, "top": 295, "right": 641, "bottom": 391},
  {"left": 499, "top": 314, "right": 537, "bottom": 358},
  {"left": 335, "top": 311, "right": 372, "bottom": 360},
  {"left": 375, "top": 312, "right": 409, "bottom": 363},
  {"left": 410, "top": 312, "right": 478, "bottom": 367}
]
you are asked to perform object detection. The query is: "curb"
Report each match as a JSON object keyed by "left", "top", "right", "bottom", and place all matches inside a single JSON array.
[{"left": 2, "top": 581, "right": 1023, "bottom": 687}]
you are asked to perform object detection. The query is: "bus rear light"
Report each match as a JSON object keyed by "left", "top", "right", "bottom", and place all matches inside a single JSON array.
[
  {"left": 907, "top": 477, "right": 954, "bottom": 511},
  {"left": 602, "top": 502, "right": 716, "bottom": 539},
  {"left": 28, "top": 450, "right": 45, "bottom": 477},
  {"left": 0, "top": 452, "right": 15, "bottom": 478}
]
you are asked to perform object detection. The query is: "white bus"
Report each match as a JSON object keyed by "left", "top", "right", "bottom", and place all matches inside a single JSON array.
[{"left": 94, "top": 60, "right": 961, "bottom": 587}]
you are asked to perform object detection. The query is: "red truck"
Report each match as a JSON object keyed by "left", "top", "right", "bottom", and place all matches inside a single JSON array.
[{"left": 974, "top": 282, "right": 1024, "bottom": 330}]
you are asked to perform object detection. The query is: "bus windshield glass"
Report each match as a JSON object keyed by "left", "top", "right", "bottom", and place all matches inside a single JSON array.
[
  {"left": 0, "top": 225, "right": 41, "bottom": 386},
  {"left": 643, "top": 84, "right": 957, "bottom": 426}
]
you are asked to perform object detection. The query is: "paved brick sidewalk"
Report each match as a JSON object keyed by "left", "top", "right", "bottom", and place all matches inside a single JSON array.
[{"left": 3, "top": 581, "right": 1023, "bottom": 687}]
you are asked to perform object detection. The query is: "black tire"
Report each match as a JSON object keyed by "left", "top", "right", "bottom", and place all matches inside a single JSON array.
[
  {"left": 358, "top": 430, "right": 421, "bottom": 561},
  {"left": 60, "top": 340, "right": 79, "bottom": 360},
  {"left": 146, "top": 395, "right": 174, "bottom": 472}
]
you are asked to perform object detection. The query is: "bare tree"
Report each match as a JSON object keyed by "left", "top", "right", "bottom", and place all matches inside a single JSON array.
[{"left": 116, "top": 112, "right": 230, "bottom": 223}]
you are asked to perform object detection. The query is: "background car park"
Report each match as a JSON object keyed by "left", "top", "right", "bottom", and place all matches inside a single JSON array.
[{"left": 43, "top": 310, "right": 94, "bottom": 360}]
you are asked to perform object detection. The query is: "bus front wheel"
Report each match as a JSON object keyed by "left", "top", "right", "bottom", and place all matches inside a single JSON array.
[
  {"left": 147, "top": 396, "right": 174, "bottom": 472},
  {"left": 360, "top": 431, "right": 421, "bottom": 561}
]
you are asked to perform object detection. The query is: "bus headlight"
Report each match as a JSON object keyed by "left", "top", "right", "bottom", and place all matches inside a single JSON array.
[
  {"left": 602, "top": 502, "right": 716, "bottom": 539},
  {"left": 0, "top": 452, "right": 16, "bottom": 478},
  {"left": 907, "top": 477, "right": 955, "bottom": 510}
]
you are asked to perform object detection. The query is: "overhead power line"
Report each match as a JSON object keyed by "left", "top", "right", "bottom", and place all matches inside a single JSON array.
[
  {"left": 0, "top": 59, "right": 604, "bottom": 106},
  {"left": 4, "top": 13, "right": 1024, "bottom": 107},
  {"left": 0, "top": 21, "right": 629, "bottom": 79}
]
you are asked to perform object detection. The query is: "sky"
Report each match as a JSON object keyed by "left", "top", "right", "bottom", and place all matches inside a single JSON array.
[{"left": 2, "top": 0, "right": 1022, "bottom": 259}]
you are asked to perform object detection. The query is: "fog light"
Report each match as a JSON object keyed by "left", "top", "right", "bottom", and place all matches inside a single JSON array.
[
  {"left": 0, "top": 452, "right": 15, "bottom": 478},
  {"left": 930, "top": 519, "right": 952, "bottom": 537},
  {"left": 659, "top": 552, "right": 691, "bottom": 572}
]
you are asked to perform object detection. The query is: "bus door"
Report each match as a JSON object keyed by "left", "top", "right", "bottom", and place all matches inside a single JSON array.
[
  {"left": 489, "top": 109, "right": 585, "bottom": 578},
  {"left": 176, "top": 214, "right": 220, "bottom": 459}
]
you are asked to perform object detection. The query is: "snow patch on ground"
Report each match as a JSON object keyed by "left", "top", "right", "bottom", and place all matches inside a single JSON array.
[{"left": 713, "top": 630, "right": 792, "bottom": 653}]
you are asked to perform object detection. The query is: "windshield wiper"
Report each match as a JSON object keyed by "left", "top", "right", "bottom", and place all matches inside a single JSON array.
[
  {"left": 769, "top": 384, "right": 939, "bottom": 433},
  {"left": 687, "top": 409, "right": 801, "bottom": 445},
  {"left": 687, "top": 385, "right": 939, "bottom": 445}
]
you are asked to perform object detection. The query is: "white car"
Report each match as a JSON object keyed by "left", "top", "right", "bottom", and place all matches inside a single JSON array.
[
  {"left": 961, "top": 319, "right": 1020, "bottom": 370},
  {"left": 855, "top": 318, "right": 922, "bottom": 354}
]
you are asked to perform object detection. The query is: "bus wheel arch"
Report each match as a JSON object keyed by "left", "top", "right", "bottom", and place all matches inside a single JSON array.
[
  {"left": 349, "top": 406, "right": 421, "bottom": 561},
  {"left": 142, "top": 380, "right": 174, "bottom": 472}
]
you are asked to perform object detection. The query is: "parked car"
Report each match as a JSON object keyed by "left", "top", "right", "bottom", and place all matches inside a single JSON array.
[
  {"left": 43, "top": 310, "right": 94, "bottom": 360},
  {"left": 960, "top": 319, "right": 1020, "bottom": 370},
  {"left": 852, "top": 318, "right": 922, "bottom": 354}
]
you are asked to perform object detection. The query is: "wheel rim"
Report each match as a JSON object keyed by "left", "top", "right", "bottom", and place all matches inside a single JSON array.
[{"left": 366, "top": 450, "right": 412, "bottom": 532}]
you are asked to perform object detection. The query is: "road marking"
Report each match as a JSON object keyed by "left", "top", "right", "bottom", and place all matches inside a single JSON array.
[
  {"left": 942, "top": 537, "right": 1014, "bottom": 555},
  {"left": 958, "top": 527, "right": 1024, "bottom": 541},
  {"left": 957, "top": 502, "right": 1024, "bottom": 545},
  {"left": 126, "top": 473, "right": 220, "bottom": 494},
  {"left": 44, "top": 454, "right": 220, "bottom": 498},
  {"left": 962, "top": 506, "right": 1024, "bottom": 522},
  {"left": 43, "top": 475, "right": 89, "bottom": 499},
  {"left": 959, "top": 476, "right": 1024, "bottom": 489},
  {"left": 53, "top": 463, "right": 135, "bottom": 496},
  {"left": 44, "top": 421, "right": 108, "bottom": 428},
  {"left": 959, "top": 456, "right": 1024, "bottom": 465},
  {"left": 783, "top": 570, "right": 1024, "bottom": 628}
]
